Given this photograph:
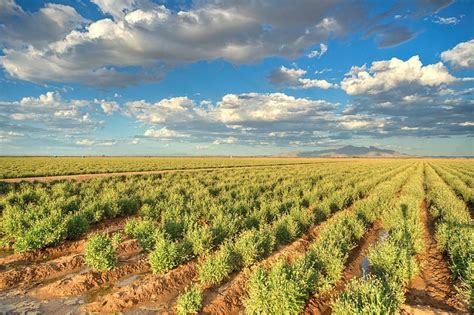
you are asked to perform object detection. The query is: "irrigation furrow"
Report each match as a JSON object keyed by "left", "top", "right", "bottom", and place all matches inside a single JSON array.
[
  {"left": 0, "top": 239, "right": 140, "bottom": 290},
  {"left": 0, "top": 216, "right": 132, "bottom": 268},
  {"left": 404, "top": 199, "right": 466, "bottom": 312},
  {"left": 303, "top": 220, "right": 384, "bottom": 314}
]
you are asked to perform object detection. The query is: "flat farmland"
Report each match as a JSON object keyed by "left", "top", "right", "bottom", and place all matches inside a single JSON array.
[{"left": 0, "top": 158, "right": 472, "bottom": 314}]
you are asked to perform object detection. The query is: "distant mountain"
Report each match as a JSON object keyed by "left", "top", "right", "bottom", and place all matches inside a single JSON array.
[{"left": 279, "top": 145, "right": 409, "bottom": 157}]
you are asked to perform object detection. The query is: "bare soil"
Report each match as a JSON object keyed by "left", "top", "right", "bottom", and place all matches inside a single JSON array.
[
  {"left": 404, "top": 200, "right": 467, "bottom": 312},
  {"left": 303, "top": 220, "right": 383, "bottom": 314}
]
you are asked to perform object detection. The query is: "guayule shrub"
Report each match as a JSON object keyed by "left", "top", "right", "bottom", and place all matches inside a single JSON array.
[
  {"left": 198, "top": 242, "right": 239, "bottom": 285},
  {"left": 65, "top": 213, "right": 89, "bottom": 240},
  {"left": 332, "top": 276, "right": 397, "bottom": 314},
  {"left": 185, "top": 225, "right": 214, "bottom": 256},
  {"left": 176, "top": 285, "right": 203, "bottom": 315},
  {"left": 124, "top": 218, "right": 158, "bottom": 252},
  {"left": 148, "top": 237, "right": 190, "bottom": 274},
  {"left": 85, "top": 234, "right": 116, "bottom": 272},
  {"left": 234, "top": 229, "right": 275, "bottom": 267},
  {"left": 245, "top": 257, "right": 317, "bottom": 314}
]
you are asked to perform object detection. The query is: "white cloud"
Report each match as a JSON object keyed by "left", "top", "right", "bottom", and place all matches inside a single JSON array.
[
  {"left": 195, "top": 144, "right": 209, "bottom": 150},
  {"left": 129, "top": 138, "right": 140, "bottom": 145},
  {"left": 144, "top": 127, "right": 190, "bottom": 138},
  {"left": 268, "top": 66, "right": 335, "bottom": 89},
  {"left": 214, "top": 93, "right": 336, "bottom": 123},
  {"left": 307, "top": 43, "right": 328, "bottom": 59},
  {"left": 97, "top": 100, "right": 120, "bottom": 115},
  {"left": 213, "top": 137, "right": 237, "bottom": 145},
  {"left": 76, "top": 139, "right": 117, "bottom": 146},
  {"left": 125, "top": 97, "right": 205, "bottom": 124},
  {"left": 76, "top": 139, "right": 95, "bottom": 145},
  {"left": 341, "top": 55, "right": 456, "bottom": 95},
  {"left": 432, "top": 16, "right": 460, "bottom": 25},
  {"left": 0, "top": 91, "right": 101, "bottom": 133},
  {"left": 441, "top": 40, "right": 474, "bottom": 69},
  {"left": 0, "top": 0, "right": 88, "bottom": 48},
  {"left": 2, "top": 1, "right": 447, "bottom": 86}
]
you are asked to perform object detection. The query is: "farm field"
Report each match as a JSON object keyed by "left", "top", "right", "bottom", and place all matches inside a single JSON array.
[
  {"left": 0, "top": 156, "right": 327, "bottom": 179},
  {"left": 0, "top": 159, "right": 472, "bottom": 314}
]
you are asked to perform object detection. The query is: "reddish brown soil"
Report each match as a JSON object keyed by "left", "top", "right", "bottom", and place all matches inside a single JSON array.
[
  {"left": 0, "top": 239, "right": 140, "bottom": 290},
  {"left": 303, "top": 220, "right": 383, "bottom": 314},
  {"left": 82, "top": 260, "right": 197, "bottom": 312},
  {"left": 35, "top": 255, "right": 149, "bottom": 297},
  {"left": 0, "top": 216, "right": 131, "bottom": 268},
  {"left": 404, "top": 200, "right": 466, "bottom": 312},
  {"left": 200, "top": 206, "right": 355, "bottom": 315},
  {"left": 0, "top": 254, "right": 85, "bottom": 290}
]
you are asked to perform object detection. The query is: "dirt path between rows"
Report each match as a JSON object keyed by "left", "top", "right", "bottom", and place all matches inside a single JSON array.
[
  {"left": 0, "top": 215, "right": 131, "bottom": 267},
  {"left": 200, "top": 205, "right": 357, "bottom": 315},
  {"left": 0, "top": 162, "right": 319, "bottom": 183},
  {"left": 303, "top": 220, "right": 383, "bottom": 314},
  {"left": 404, "top": 199, "right": 466, "bottom": 313},
  {"left": 0, "top": 239, "right": 140, "bottom": 290}
]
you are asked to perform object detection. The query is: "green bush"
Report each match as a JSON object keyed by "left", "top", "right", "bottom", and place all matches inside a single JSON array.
[
  {"left": 185, "top": 225, "right": 215, "bottom": 256},
  {"left": 198, "top": 242, "right": 239, "bottom": 285},
  {"left": 244, "top": 257, "right": 316, "bottom": 314},
  {"left": 176, "top": 285, "right": 203, "bottom": 315},
  {"left": 148, "top": 237, "right": 190, "bottom": 274},
  {"left": 124, "top": 218, "right": 158, "bottom": 252},
  {"left": 332, "top": 276, "right": 398, "bottom": 314},
  {"left": 65, "top": 213, "right": 89, "bottom": 240},
  {"left": 84, "top": 234, "right": 116, "bottom": 272},
  {"left": 234, "top": 229, "right": 275, "bottom": 267}
]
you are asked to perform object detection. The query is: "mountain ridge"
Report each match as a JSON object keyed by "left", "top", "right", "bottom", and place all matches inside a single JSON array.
[{"left": 278, "top": 145, "right": 410, "bottom": 157}]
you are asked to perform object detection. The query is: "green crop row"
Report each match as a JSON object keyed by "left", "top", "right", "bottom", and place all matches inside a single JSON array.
[
  {"left": 332, "top": 163, "right": 425, "bottom": 314},
  {"left": 0, "top": 156, "right": 327, "bottom": 179},
  {"left": 430, "top": 163, "right": 474, "bottom": 206},
  {"left": 124, "top": 162, "right": 399, "bottom": 276},
  {"left": 425, "top": 165, "right": 473, "bottom": 309},
  {"left": 241, "top": 163, "right": 416, "bottom": 314}
]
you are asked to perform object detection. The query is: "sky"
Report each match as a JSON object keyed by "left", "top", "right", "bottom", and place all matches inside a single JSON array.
[{"left": 0, "top": 0, "right": 473, "bottom": 156}]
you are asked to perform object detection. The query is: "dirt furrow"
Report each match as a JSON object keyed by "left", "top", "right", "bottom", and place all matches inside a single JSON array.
[
  {"left": 404, "top": 200, "right": 466, "bottom": 312},
  {"left": 0, "top": 239, "right": 140, "bottom": 290},
  {"left": 0, "top": 216, "right": 131, "bottom": 268},
  {"left": 35, "top": 255, "right": 149, "bottom": 297},
  {"left": 303, "top": 220, "right": 383, "bottom": 314},
  {"left": 200, "top": 206, "right": 355, "bottom": 315},
  {"left": 82, "top": 260, "right": 197, "bottom": 312}
]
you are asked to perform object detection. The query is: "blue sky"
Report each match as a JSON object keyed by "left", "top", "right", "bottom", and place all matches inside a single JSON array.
[{"left": 0, "top": 0, "right": 473, "bottom": 156}]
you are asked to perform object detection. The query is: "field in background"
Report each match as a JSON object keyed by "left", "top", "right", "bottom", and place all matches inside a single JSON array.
[
  {"left": 0, "top": 156, "right": 331, "bottom": 179},
  {"left": 0, "top": 158, "right": 472, "bottom": 314}
]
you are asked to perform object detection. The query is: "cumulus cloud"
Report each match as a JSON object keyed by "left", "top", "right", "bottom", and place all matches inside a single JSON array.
[
  {"left": 0, "top": 0, "right": 453, "bottom": 86},
  {"left": 144, "top": 127, "right": 190, "bottom": 138},
  {"left": 96, "top": 100, "right": 120, "bottom": 115},
  {"left": 268, "top": 66, "right": 335, "bottom": 89},
  {"left": 441, "top": 39, "right": 474, "bottom": 69},
  {"left": 76, "top": 139, "right": 117, "bottom": 146},
  {"left": 307, "top": 43, "right": 328, "bottom": 59},
  {"left": 0, "top": 0, "right": 88, "bottom": 48},
  {"left": 213, "top": 137, "right": 237, "bottom": 145},
  {"left": 341, "top": 55, "right": 456, "bottom": 95}
]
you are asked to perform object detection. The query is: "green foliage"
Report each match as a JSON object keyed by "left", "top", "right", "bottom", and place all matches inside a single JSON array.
[
  {"left": 176, "top": 285, "right": 203, "bottom": 315},
  {"left": 124, "top": 218, "right": 158, "bottom": 252},
  {"left": 148, "top": 236, "right": 190, "bottom": 274},
  {"left": 234, "top": 229, "right": 275, "bottom": 267},
  {"left": 185, "top": 225, "right": 215, "bottom": 256},
  {"left": 332, "top": 276, "right": 398, "bottom": 315},
  {"left": 198, "top": 242, "right": 239, "bottom": 285},
  {"left": 65, "top": 213, "right": 89, "bottom": 240},
  {"left": 84, "top": 233, "right": 116, "bottom": 272},
  {"left": 244, "top": 257, "right": 317, "bottom": 314}
]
